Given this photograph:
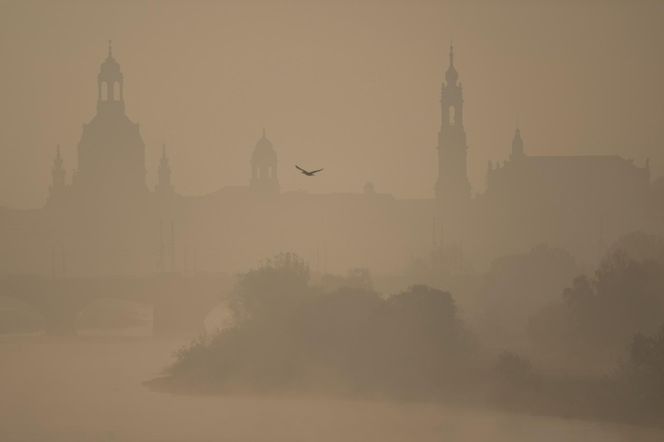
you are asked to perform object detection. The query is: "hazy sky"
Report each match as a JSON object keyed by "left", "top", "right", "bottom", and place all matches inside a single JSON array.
[{"left": 0, "top": 0, "right": 662, "bottom": 208}]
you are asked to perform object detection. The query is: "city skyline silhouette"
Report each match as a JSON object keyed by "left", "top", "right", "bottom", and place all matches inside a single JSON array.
[
  {"left": 1, "top": 2, "right": 664, "bottom": 441},
  {"left": 0, "top": 1, "right": 662, "bottom": 209}
]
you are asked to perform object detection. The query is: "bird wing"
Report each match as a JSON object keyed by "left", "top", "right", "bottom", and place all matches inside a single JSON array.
[
  {"left": 311, "top": 168, "right": 324, "bottom": 174},
  {"left": 295, "top": 165, "right": 308, "bottom": 173}
]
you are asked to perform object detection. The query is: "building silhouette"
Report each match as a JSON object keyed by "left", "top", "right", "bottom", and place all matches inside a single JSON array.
[
  {"left": 0, "top": 42, "right": 659, "bottom": 277},
  {"left": 435, "top": 44, "right": 471, "bottom": 231},
  {"left": 476, "top": 126, "right": 651, "bottom": 261},
  {"left": 250, "top": 129, "right": 279, "bottom": 194},
  {"left": 70, "top": 41, "right": 147, "bottom": 210}
]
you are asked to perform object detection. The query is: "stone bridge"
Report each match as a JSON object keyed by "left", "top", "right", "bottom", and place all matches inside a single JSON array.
[{"left": 0, "top": 274, "right": 232, "bottom": 336}]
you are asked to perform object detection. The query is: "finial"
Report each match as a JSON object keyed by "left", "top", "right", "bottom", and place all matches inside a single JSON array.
[
  {"left": 108, "top": 40, "right": 113, "bottom": 58},
  {"left": 262, "top": 128, "right": 266, "bottom": 138},
  {"left": 162, "top": 144, "right": 166, "bottom": 157}
]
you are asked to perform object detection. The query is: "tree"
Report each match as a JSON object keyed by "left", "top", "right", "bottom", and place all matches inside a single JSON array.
[
  {"left": 230, "top": 252, "right": 310, "bottom": 321},
  {"left": 623, "top": 324, "right": 664, "bottom": 407}
]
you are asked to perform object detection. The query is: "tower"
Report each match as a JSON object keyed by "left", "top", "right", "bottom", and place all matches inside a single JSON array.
[
  {"left": 72, "top": 41, "right": 147, "bottom": 206},
  {"left": 510, "top": 128, "right": 525, "bottom": 161},
  {"left": 250, "top": 129, "right": 279, "bottom": 193},
  {"left": 435, "top": 44, "right": 471, "bottom": 215},
  {"left": 156, "top": 144, "right": 174, "bottom": 196},
  {"left": 48, "top": 144, "right": 67, "bottom": 204},
  {"left": 97, "top": 40, "right": 124, "bottom": 116}
]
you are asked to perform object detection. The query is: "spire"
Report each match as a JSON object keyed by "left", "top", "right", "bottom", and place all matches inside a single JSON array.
[
  {"left": 445, "top": 42, "right": 459, "bottom": 85},
  {"left": 449, "top": 42, "right": 454, "bottom": 67},
  {"left": 262, "top": 128, "right": 266, "bottom": 139},
  {"left": 97, "top": 40, "right": 124, "bottom": 112},
  {"left": 510, "top": 127, "right": 525, "bottom": 160}
]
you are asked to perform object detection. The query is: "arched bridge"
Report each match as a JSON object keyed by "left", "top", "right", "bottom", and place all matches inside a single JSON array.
[{"left": 0, "top": 274, "right": 232, "bottom": 336}]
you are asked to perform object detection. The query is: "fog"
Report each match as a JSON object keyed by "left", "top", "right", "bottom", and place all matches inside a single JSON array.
[
  {"left": 3, "top": 338, "right": 664, "bottom": 442},
  {"left": 1, "top": 0, "right": 663, "bottom": 208},
  {"left": 2, "top": 0, "right": 664, "bottom": 440}
]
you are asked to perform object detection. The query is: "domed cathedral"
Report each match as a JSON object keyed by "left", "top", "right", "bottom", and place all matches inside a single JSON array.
[
  {"left": 70, "top": 41, "right": 147, "bottom": 209},
  {"left": 250, "top": 129, "right": 279, "bottom": 194},
  {"left": 435, "top": 44, "right": 471, "bottom": 240}
]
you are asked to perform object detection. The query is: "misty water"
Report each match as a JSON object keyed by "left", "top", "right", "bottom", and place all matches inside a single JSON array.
[{"left": 1, "top": 335, "right": 663, "bottom": 442}]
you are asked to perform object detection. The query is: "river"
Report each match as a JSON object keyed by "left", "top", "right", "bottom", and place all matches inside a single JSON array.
[{"left": 1, "top": 336, "right": 663, "bottom": 442}]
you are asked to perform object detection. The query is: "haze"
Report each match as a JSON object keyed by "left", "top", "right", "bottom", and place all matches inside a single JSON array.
[
  {"left": 0, "top": 0, "right": 662, "bottom": 208},
  {"left": 2, "top": 1, "right": 664, "bottom": 441}
]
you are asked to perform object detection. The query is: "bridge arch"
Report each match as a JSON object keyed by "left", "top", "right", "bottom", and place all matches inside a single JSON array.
[{"left": 76, "top": 297, "right": 153, "bottom": 337}]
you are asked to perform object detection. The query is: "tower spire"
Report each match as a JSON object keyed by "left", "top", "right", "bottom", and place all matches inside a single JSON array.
[
  {"left": 97, "top": 40, "right": 124, "bottom": 113},
  {"left": 449, "top": 41, "right": 454, "bottom": 66},
  {"left": 436, "top": 40, "right": 469, "bottom": 232},
  {"left": 510, "top": 127, "right": 525, "bottom": 160}
]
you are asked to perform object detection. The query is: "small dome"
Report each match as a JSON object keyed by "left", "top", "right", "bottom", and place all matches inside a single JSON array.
[
  {"left": 251, "top": 130, "right": 277, "bottom": 164},
  {"left": 100, "top": 41, "right": 122, "bottom": 76}
]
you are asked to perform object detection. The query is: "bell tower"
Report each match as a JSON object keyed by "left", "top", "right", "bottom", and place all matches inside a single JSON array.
[{"left": 435, "top": 44, "right": 471, "bottom": 218}]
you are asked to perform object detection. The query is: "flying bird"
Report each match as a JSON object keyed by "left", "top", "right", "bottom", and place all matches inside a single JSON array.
[{"left": 295, "top": 165, "right": 324, "bottom": 176}]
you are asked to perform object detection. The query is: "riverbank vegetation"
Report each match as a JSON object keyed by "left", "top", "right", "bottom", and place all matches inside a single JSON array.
[{"left": 152, "top": 233, "right": 664, "bottom": 427}]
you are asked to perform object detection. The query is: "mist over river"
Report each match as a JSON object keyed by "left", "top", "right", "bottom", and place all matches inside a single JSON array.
[{"left": 0, "top": 336, "right": 662, "bottom": 442}]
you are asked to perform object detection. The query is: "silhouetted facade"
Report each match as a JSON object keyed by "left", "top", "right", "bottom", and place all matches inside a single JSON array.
[
  {"left": 435, "top": 44, "right": 471, "bottom": 229},
  {"left": 70, "top": 41, "right": 147, "bottom": 209},
  {"left": 473, "top": 128, "right": 652, "bottom": 264},
  {"left": 250, "top": 130, "right": 279, "bottom": 194},
  {"left": 0, "top": 43, "right": 660, "bottom": 277}
]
